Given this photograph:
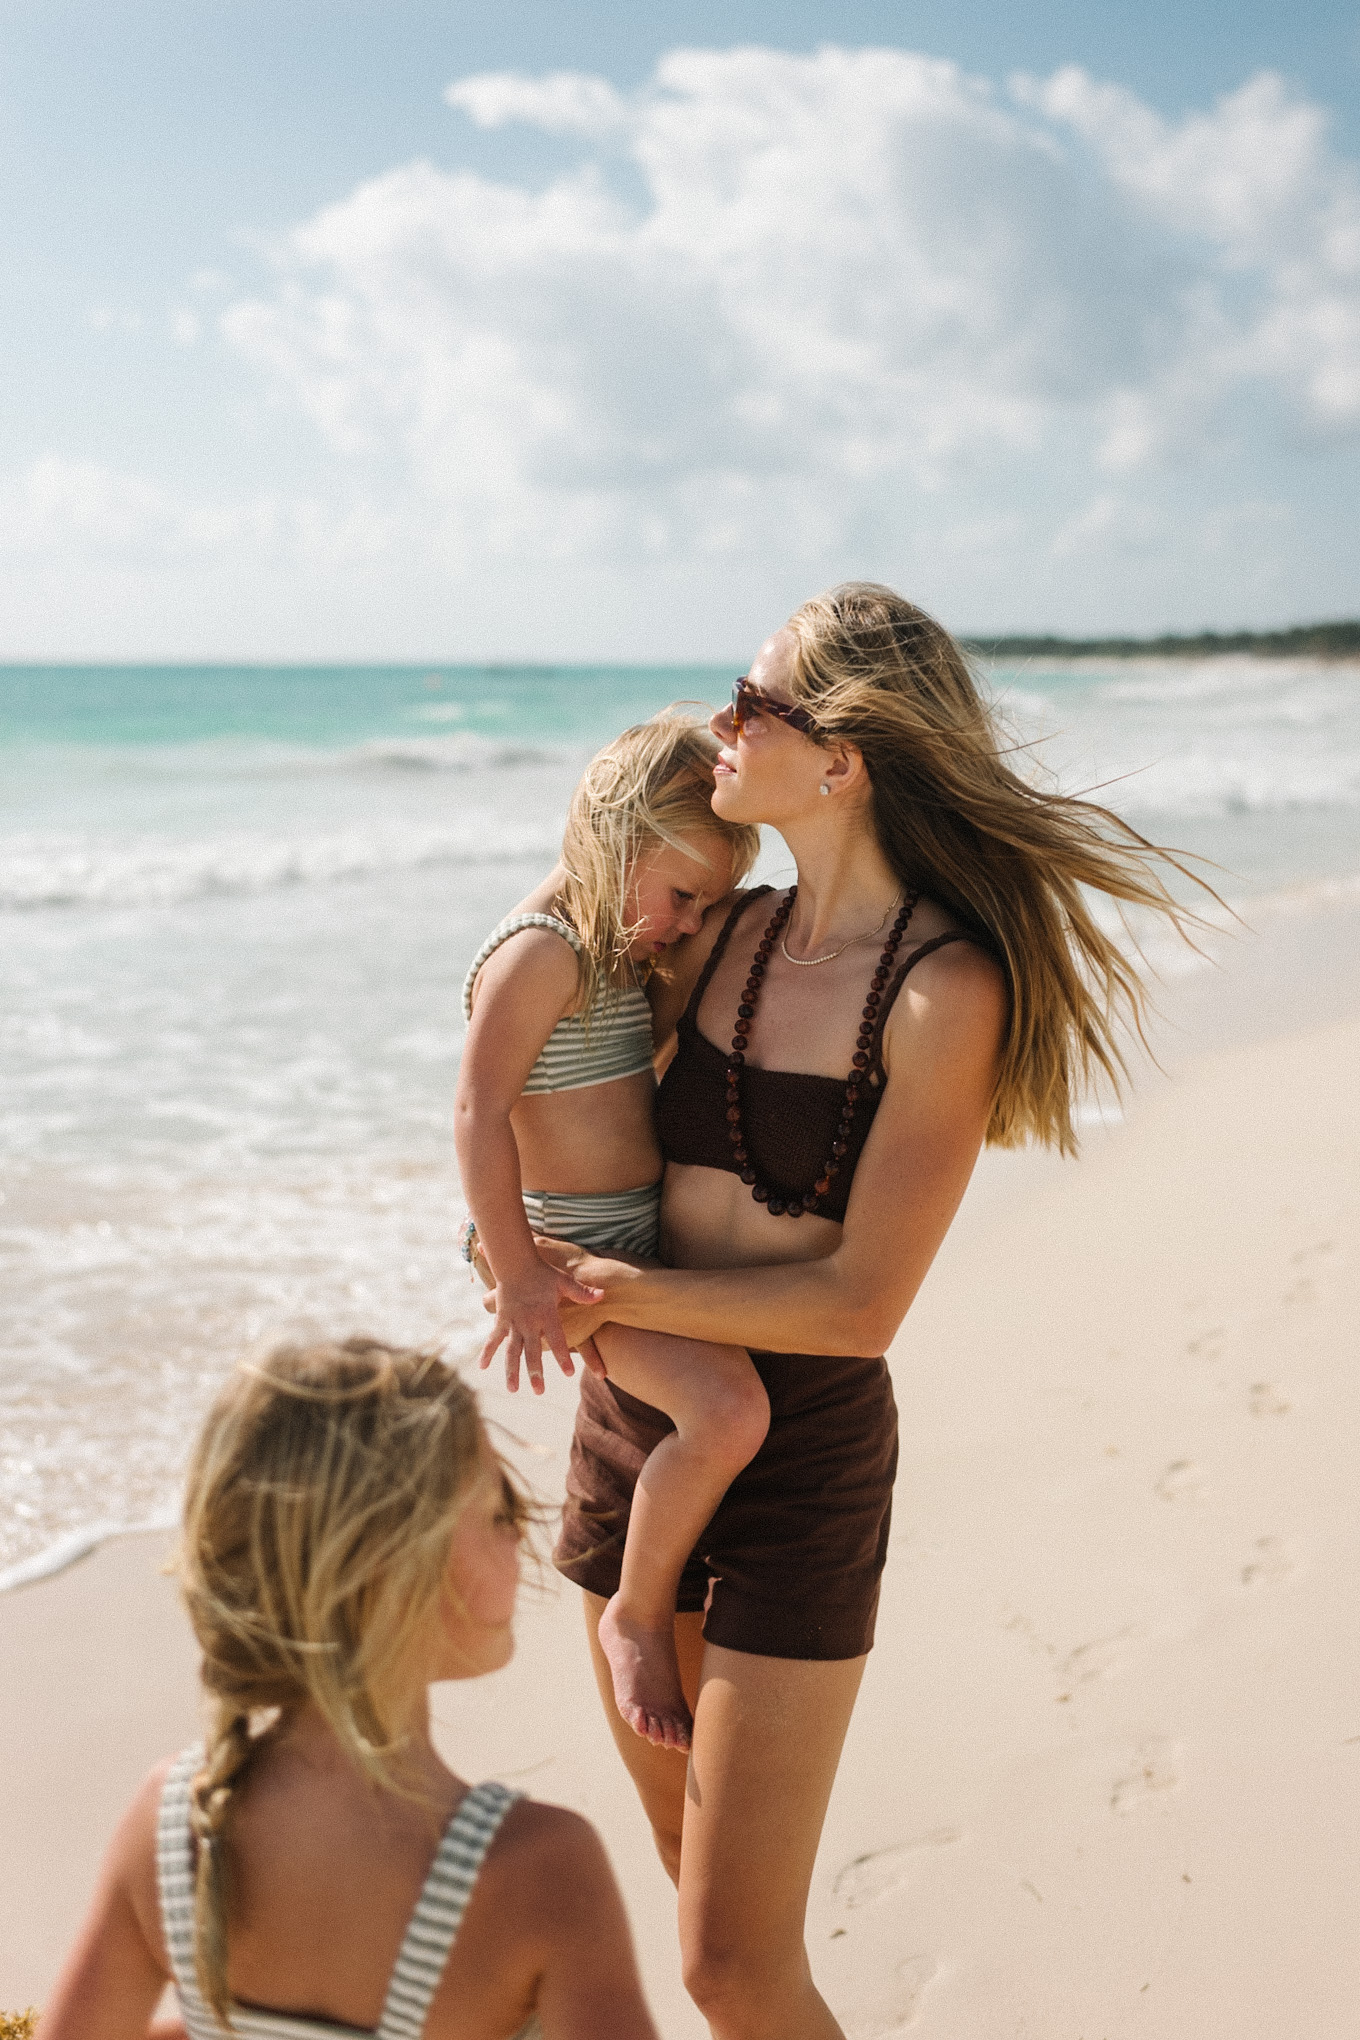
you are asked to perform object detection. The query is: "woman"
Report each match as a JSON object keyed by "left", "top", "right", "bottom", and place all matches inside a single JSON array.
[{"left": 497, "top": 584, "right": 1197, "bottom": 2040}]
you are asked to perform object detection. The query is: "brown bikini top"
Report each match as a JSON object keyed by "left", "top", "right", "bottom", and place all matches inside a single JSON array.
[{"left": 655, "top": 886, "right": 983, "bottom": 1224}]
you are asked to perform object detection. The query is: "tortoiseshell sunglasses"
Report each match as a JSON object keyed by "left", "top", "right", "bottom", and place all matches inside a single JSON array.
[{"left": 731, "top": 674, "right": 821, "bottom": 738}]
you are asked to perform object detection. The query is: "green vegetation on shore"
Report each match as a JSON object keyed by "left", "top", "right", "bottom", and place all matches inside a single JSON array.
[{"left": 967, "top": 621, "right": 1360, "bottom": 662}]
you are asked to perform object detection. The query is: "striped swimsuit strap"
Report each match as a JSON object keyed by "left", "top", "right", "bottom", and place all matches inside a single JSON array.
[
  {"left": 462, "top": 913, "right": 654, "bottom": 1095},
  {"left": 156, "top": 1747, "right": 536, "bottom": 2040}
]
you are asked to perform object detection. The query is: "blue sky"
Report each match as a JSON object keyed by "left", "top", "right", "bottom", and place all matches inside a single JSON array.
[{"left": 2, "top": 1, "right": 1358, "bottom": 658}]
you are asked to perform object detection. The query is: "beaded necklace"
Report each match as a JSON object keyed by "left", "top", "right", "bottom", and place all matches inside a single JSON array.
[{"left": 725, "top": 886, "right": 920, "bottom": 1217}]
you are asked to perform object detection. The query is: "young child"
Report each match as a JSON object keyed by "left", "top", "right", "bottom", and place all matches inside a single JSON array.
[
  {"left": 36, "top": 1338, "right": 658, "bottom": 2040},
  {"left": 455, "top": 713, "right": 767, "bottom": 1753}
]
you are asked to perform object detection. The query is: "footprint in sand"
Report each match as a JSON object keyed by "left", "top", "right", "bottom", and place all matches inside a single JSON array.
[
  {"left": 1111, "top": 1739, "right": 1180, "bottom": 1814},
  {"left": 1241, "top": 1536, "right": 1293, "bottom": 1587},
  {"left": 1249, "top": 1381, "right": 1291, "bottom": 1417},
  {"left": 844, "top": 1955, "right": 939, "bottom": 2037},
  {"left": 833, "top": 1832, "right": 961, "bottom": 1909},
  {"left": 1156, "top": 1459, "right": 1205, "bottom": 1503},
  {"left": 1058, "top": 1628, "right": 1141, "bottom": 1687},
  {"left": 1184, "top": 1327, "right": 1225, "bottom": 1360}
]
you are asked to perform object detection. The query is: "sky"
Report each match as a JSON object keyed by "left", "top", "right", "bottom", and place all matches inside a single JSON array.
[{"left": 2, "top": 0, "right": 1358, "bottom": 660}]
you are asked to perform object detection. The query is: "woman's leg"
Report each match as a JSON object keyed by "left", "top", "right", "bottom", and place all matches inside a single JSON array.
[
  {"left": 583, "top": 1593, "right": 864, "bottom": 2040},
  {"left": 590, "top": 1323, "right": 769, "bottom": 1751},
  {"left": 583, "top": 1592, "right": 703, "bottom": 1884}
]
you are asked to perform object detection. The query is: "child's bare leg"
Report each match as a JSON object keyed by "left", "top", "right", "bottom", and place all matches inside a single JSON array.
[{"left": 591, "top": 1323, "right": 769, "bottom": 1753}]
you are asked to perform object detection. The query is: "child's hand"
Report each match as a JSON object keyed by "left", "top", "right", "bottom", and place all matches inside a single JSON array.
[{"left": 478, "top": 1262, "right": 605, "bottom": 1394}]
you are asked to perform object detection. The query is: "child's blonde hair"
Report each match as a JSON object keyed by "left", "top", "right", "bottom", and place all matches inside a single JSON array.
[
  {"left": 176, "top": 1337, "right": 522, "bottom": 2025},
  {"left": 557, "top": 708, "right": 760, "bottom": 1011}
]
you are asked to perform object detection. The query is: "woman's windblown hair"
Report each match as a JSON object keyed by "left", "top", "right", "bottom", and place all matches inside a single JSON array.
[
  {"left": 176, "top": 1338, "right": 522, "bottom": 2025},
  {"left": 558, "top": 710, "right": 760, "bottom": 1012},
  {"left": 785, "top": 583, "right": 1213, "bottom": 1151}
]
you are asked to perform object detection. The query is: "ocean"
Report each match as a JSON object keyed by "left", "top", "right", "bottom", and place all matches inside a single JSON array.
[{"left": 3, "top": 656, "right": 1359, "bottom": 1586}]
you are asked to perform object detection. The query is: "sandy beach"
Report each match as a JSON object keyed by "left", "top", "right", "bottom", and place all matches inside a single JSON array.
[{"left": 3, "top": 930, "right": 1357, "bottom": 2037}]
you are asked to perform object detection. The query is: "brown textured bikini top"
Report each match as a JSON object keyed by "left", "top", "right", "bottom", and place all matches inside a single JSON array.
[{"left": 655, "top": 886, "right": 983, "bottom": 1224}]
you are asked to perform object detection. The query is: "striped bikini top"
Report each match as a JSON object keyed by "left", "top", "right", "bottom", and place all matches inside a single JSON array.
[
  {"left": 156, "top": 1747, "right": 540, "bottom": 2040},
  {"left": 462, "top": 913, "right": 654, "bottom": 1095}
]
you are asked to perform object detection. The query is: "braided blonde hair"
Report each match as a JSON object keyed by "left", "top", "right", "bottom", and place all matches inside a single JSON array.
[
  {"left": 176, "top": 1337, "right": 522, "bottom": 2025},
  {"left": 783, "top": 583, "right": 1216, "bottom": 1152},
  {"left": 557, "top": 708, "right": 760, "bottom": 1013}
]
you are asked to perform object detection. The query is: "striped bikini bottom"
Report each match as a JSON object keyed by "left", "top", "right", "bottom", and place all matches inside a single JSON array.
[{"left": 520, "top": 1181, "right": 661, "bottom": 1259}]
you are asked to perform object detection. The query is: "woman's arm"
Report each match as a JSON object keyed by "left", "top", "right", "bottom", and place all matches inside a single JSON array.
[
  {"left": 454, "top": 932, "right": 604, "bottom": 1391},
  {"left": 35, "top": 1766, "right": 175, "bottom": 2040},
  {"left": 553, "top": 940, "right": 1008, "bottom": 1357}
]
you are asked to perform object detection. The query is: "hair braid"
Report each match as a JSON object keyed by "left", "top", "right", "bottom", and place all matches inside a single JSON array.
[{"left": 189, "top": 1703, "right": 262, "bottom": 2023}]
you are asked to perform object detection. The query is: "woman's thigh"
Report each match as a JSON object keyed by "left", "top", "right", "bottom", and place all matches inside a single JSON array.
[{"left": 680, "top": 1642, "right": 865, "bottom": 1979}]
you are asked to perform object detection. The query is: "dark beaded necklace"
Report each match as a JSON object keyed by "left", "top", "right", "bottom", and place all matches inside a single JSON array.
[{"left": 725, "top": 886, "right": 920, "bottom": 1217}]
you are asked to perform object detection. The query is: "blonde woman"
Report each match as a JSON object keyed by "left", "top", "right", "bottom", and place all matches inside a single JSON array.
[
  {"left": 522, "top": 586, "right": 1206, "bottom": 2040},
  {"left": 456, "top": 712, "right": 767, "bottom": 1753},
  {"left": 35, "top": 1339, "right": 658, "bottom": 2040}
]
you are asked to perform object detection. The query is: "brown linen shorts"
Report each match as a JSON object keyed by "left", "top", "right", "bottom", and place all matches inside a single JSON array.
[{"left": 554, "top": 1348, "right": 899, "bottom": 1661}]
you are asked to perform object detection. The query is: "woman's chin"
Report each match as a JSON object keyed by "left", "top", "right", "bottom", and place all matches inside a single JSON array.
[{"left": 711, "top": 776, "right": 753, "bottom": 824}]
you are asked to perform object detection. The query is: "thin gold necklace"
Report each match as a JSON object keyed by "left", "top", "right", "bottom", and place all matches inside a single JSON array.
[{"left": 779, "top": 892, "right": 902, "bottom": 967}]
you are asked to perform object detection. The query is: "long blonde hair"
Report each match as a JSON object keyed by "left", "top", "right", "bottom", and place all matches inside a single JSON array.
[
  {"left": 175, "top": 1337, "right": 522, "bottom": 2025},
  {"left": 784, "top": 583, "right": 1212, "bottom": 1151},
  {"left": 557, "top": 709, "right": 759, "bottom": 1012}
]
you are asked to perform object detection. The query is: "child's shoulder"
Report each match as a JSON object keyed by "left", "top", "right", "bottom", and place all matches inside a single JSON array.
[
  {"left": 465, "top": 916, "right": 583, "bottom": 1016},
  {"left": 472, "top": 1794, "right": 619, "bottom": 1919}
]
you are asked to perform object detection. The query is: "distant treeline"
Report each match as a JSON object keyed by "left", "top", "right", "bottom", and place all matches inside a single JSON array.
[{"left": 968, "top": 620, "right": 1360, "bottom": 662}]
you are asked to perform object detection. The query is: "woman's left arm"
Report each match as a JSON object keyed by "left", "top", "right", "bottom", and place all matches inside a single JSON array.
[{"left": 555, "top": 941, "right": 1008, "bottom": 1356}]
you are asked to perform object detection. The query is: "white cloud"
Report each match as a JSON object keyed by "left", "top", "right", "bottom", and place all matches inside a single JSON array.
[
  {"left": 444, "top": 68, "right": 628, "bottom": 138},
  {"left": 1014, "top": 66, "right": 1360, "bottom": 429},
  {"left": 0, "top": 456, "right": 391, "bottom": 564},
  {"left": 13, "top": 45, "right": 1359, "bottom": 654},
  {"left": 221, "top": 46, "right": 1360, "bottom": 583}
]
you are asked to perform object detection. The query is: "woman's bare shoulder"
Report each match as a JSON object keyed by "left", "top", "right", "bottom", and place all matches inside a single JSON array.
[{"left": 884, "top": 924, "right": 1009, "bottom": 1070}]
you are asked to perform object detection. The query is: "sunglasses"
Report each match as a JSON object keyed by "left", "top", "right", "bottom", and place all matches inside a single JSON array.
[{"left": 731, "top": 675, "right": 821, "bottom": 738}]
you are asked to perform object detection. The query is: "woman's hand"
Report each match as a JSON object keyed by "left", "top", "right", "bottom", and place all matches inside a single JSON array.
[
  {"left": 528, "top": 1238, "right": 637, "bottom": 1351},
  {"left": 478, "top": 1260, "right": 605, "bottom": 1394}
]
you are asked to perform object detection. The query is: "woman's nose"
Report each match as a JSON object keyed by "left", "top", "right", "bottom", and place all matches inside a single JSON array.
[
  {"left": 710, "top": 701, "right": 735, "bottom": 739},
  {"left": 679, "top": 900, "right": 705, "bottom": 936}
]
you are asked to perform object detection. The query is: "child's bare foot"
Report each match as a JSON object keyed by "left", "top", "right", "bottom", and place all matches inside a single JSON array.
[{"left": 597, "top": 1596, "right": 693, "bottom": 1751}]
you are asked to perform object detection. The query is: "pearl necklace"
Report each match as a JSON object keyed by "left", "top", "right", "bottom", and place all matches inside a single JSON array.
[
  {"left": 778, "top": 892, "right": 901, "bottom": 967},
  {"left": 725, "top": 885, "right": 920, "bottom": 1217}
]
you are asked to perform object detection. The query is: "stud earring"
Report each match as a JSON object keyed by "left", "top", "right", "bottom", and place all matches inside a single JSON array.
[{"left": 818, "top": 783, "right": 830, "bottom": 796}]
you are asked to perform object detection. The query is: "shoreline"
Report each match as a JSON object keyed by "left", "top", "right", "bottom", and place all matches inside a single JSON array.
[{"left": 6, "top": 867, "right": 1359, "bottom": 1599}]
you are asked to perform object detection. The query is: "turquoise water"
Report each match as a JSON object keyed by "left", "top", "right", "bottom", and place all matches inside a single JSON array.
[
  {"left": 2, "top": 656, "right": 1358, "bottom": 1583},
  {"left": 0, "top": 662, "right": 725, "bottom": 748}
]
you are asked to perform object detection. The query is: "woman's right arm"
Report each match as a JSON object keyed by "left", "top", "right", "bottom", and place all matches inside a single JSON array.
[{"left": 454, "top": 932, "right": 604, "bottom": 1391}]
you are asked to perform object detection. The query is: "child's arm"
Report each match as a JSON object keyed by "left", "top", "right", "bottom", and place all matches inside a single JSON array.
[
  {"left": 454, "top": 930, "right": 604, "bottom": 1394},
  {"left": 35, "top": 1765, "right": 175, "bottom": 2040}
]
